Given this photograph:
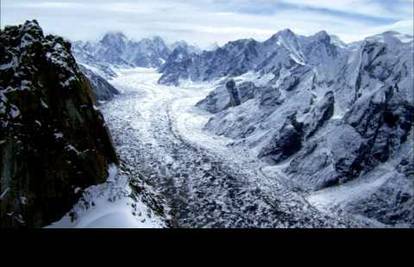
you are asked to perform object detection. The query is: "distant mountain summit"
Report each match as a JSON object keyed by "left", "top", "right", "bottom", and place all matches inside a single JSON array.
[
  {"left": 158, "top": 29, "right": 413, "bottom": 86},
  {"left": 72, "top": 33, "right": 201, "bottom": 81},
  {"left": 169, "top": 40, "right": 201, "bottom": 54},
  {"left": 73, "top": 32, "right": 170, "bottom": 69}
]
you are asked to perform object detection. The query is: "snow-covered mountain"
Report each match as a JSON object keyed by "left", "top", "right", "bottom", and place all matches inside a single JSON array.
[
  {"left": 2, "top": 20, "right": 413, "bottom": 228},
  {"left": 169, "top": 40, "right": 201, "bottom": 55},
  {"left": 172, "top": 29, "right": 414, "bottom": 226},
  {"left": 74, "top": 33, "right": 170, "bottom": 68},
  {"left": 73, "top": 33, "right": 182, "bottom": 75},
  {"left": 158, "top": 29, "right": 352, "bottom": 85}
]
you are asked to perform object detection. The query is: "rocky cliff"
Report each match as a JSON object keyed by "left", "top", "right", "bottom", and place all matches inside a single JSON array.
[{"left": 0, "top": 20, "right": 118, "bottom": 228}]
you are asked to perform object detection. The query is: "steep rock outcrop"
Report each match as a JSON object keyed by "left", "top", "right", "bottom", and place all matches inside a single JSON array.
[
  {"left": 258, "top": 114, "right": 303, "bottom": 164},
  {"left": 225, "top": 80, "right": 241, "bottom": 107},
  {"left": 158, "top": 45, "right": 195, "bottom": 86},
  {"left": 0, "top": 21, "right": 118, "bottom": 228},
  {"left": 301, "top": 91, "right": 335, "bottom": 139}
]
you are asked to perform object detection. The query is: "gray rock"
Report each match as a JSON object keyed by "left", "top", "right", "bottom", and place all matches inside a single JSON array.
[
  {"left": 226, "top": 80, "right": 241, "bottom": 107},
  {"left": 258, "top": 114, "right": 303, "bottom": 164},
  {"left": 302, "top": 91, "right": 335, "bottom": 138},
  {"left": 79, "top": 65, "right": 119, "bottom": 102}
]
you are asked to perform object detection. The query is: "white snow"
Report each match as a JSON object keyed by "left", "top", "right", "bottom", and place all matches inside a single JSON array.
[
  {"left": 306, "top": 161, "right": 395, "bottom": 214},
  {"left": 47, "top": 165, "right": 165, "bottom": 228},
  {"left": 0, "top": 57, "right": 17, "bottom": 70},
  {"left": 20, "top": 196, "right": 27, "bottom": 205},
  {"left": 0, "top": 187, "right": 10, "bottom": 199},
  {"left": 54, "top": 132, "right": 64, "bottom": 139},
  {"left": 40, "top": 99, "right": 49, "bottom": 109},
  {"left": 10, "top": 105, "right": 20, "bottom": 118},
  {"left": 65, "top": 144, "right": 80, "bottom": 154},
  {"left": 60, "top": 76, "right": 77, "bottom": 87},
  {"left": 235, "top": 71, "right": 275, "bottom": 86}
]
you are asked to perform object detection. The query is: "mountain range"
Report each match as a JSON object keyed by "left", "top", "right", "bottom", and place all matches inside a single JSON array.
[
  {"left": 184, "top": 29, "right": 413, "bottom": 226},
  {"left": 1, "top": 20, "right": 413, "bottom": 228},
  {"left": 73, "top": 33, "right": 200, "bottom": 78}
]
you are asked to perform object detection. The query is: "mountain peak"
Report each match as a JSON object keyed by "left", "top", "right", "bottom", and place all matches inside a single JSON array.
[
  {"left": 15, "top": 20, "right": 45, "bottom": 43},
  {"left": 309, "top": 30, "right": 332, "bottom": 44},
  {"left": 21, "top": 19, "right": 43, "bottom": 33},
  {"left": 152, "top": 36, "right": 165, "bottom": 43},
  {"left": 269, "top": 29, "right": 297, "bottom": 41},
  {"left": 278, "top": 28, "right": 296, "bottom": 36},
  {"left": 100, "top": 32, "right": 128, "bottom": 46}
]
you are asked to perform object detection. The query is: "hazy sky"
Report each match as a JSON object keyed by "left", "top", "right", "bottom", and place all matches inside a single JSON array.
[{"left": 1, "top": 0, "right": 413, "bottom": 48}]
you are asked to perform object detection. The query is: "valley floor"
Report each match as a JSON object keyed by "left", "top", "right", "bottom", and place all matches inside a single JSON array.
[{"left": 93, "top": 68, "right": 379, "bottom": 228}]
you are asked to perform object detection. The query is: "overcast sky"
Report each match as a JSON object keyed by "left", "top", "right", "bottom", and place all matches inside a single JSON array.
[{"left": 1, "top": 0, "right": 413, "bottom": 48}]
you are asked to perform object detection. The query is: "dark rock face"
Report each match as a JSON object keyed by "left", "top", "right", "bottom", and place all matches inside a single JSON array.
[
  {"left": 258, "top": 115, "right": 303, "bottom": 164},
  {"left": 196, "top": 84, "right": 231, "bottom": 114},
  {"left": 259, "top": 86, "right": 282, "bottom": 108},
  {"left": 0, "top": 20, "right": 118, "bottom": 228},
  {"left": 225, "top": 80, "right": 241, "bottom": 107},
  {"left": 345, "top": 85, "right": 413, "bottom": 166},
  {"left": 79, "top": 65, "right": 119, "bottom": 102},
  {"left": 237, "top": 81, "right": 259, "bottom": 103},
  {"left": 329, "top": 126, "right": 367, "bottom": 181},
  {"left": 302, "top": 91, "right": 335, "bottom": 138},
  {"left": 158, "top": 45, "right": 195, "bottom": 86}
]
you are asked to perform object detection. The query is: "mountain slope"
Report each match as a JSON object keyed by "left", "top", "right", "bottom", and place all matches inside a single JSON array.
[
  {"left": 79, "top": 64, "right": 120, "bottom": 102},
  {"left": 190, "top": 30, "right": 414, "bottom": 226}
]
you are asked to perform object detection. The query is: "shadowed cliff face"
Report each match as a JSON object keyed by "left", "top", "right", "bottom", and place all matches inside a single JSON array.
[{"left": 0, "top": 20, "right": 118, "bottom": 228}]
